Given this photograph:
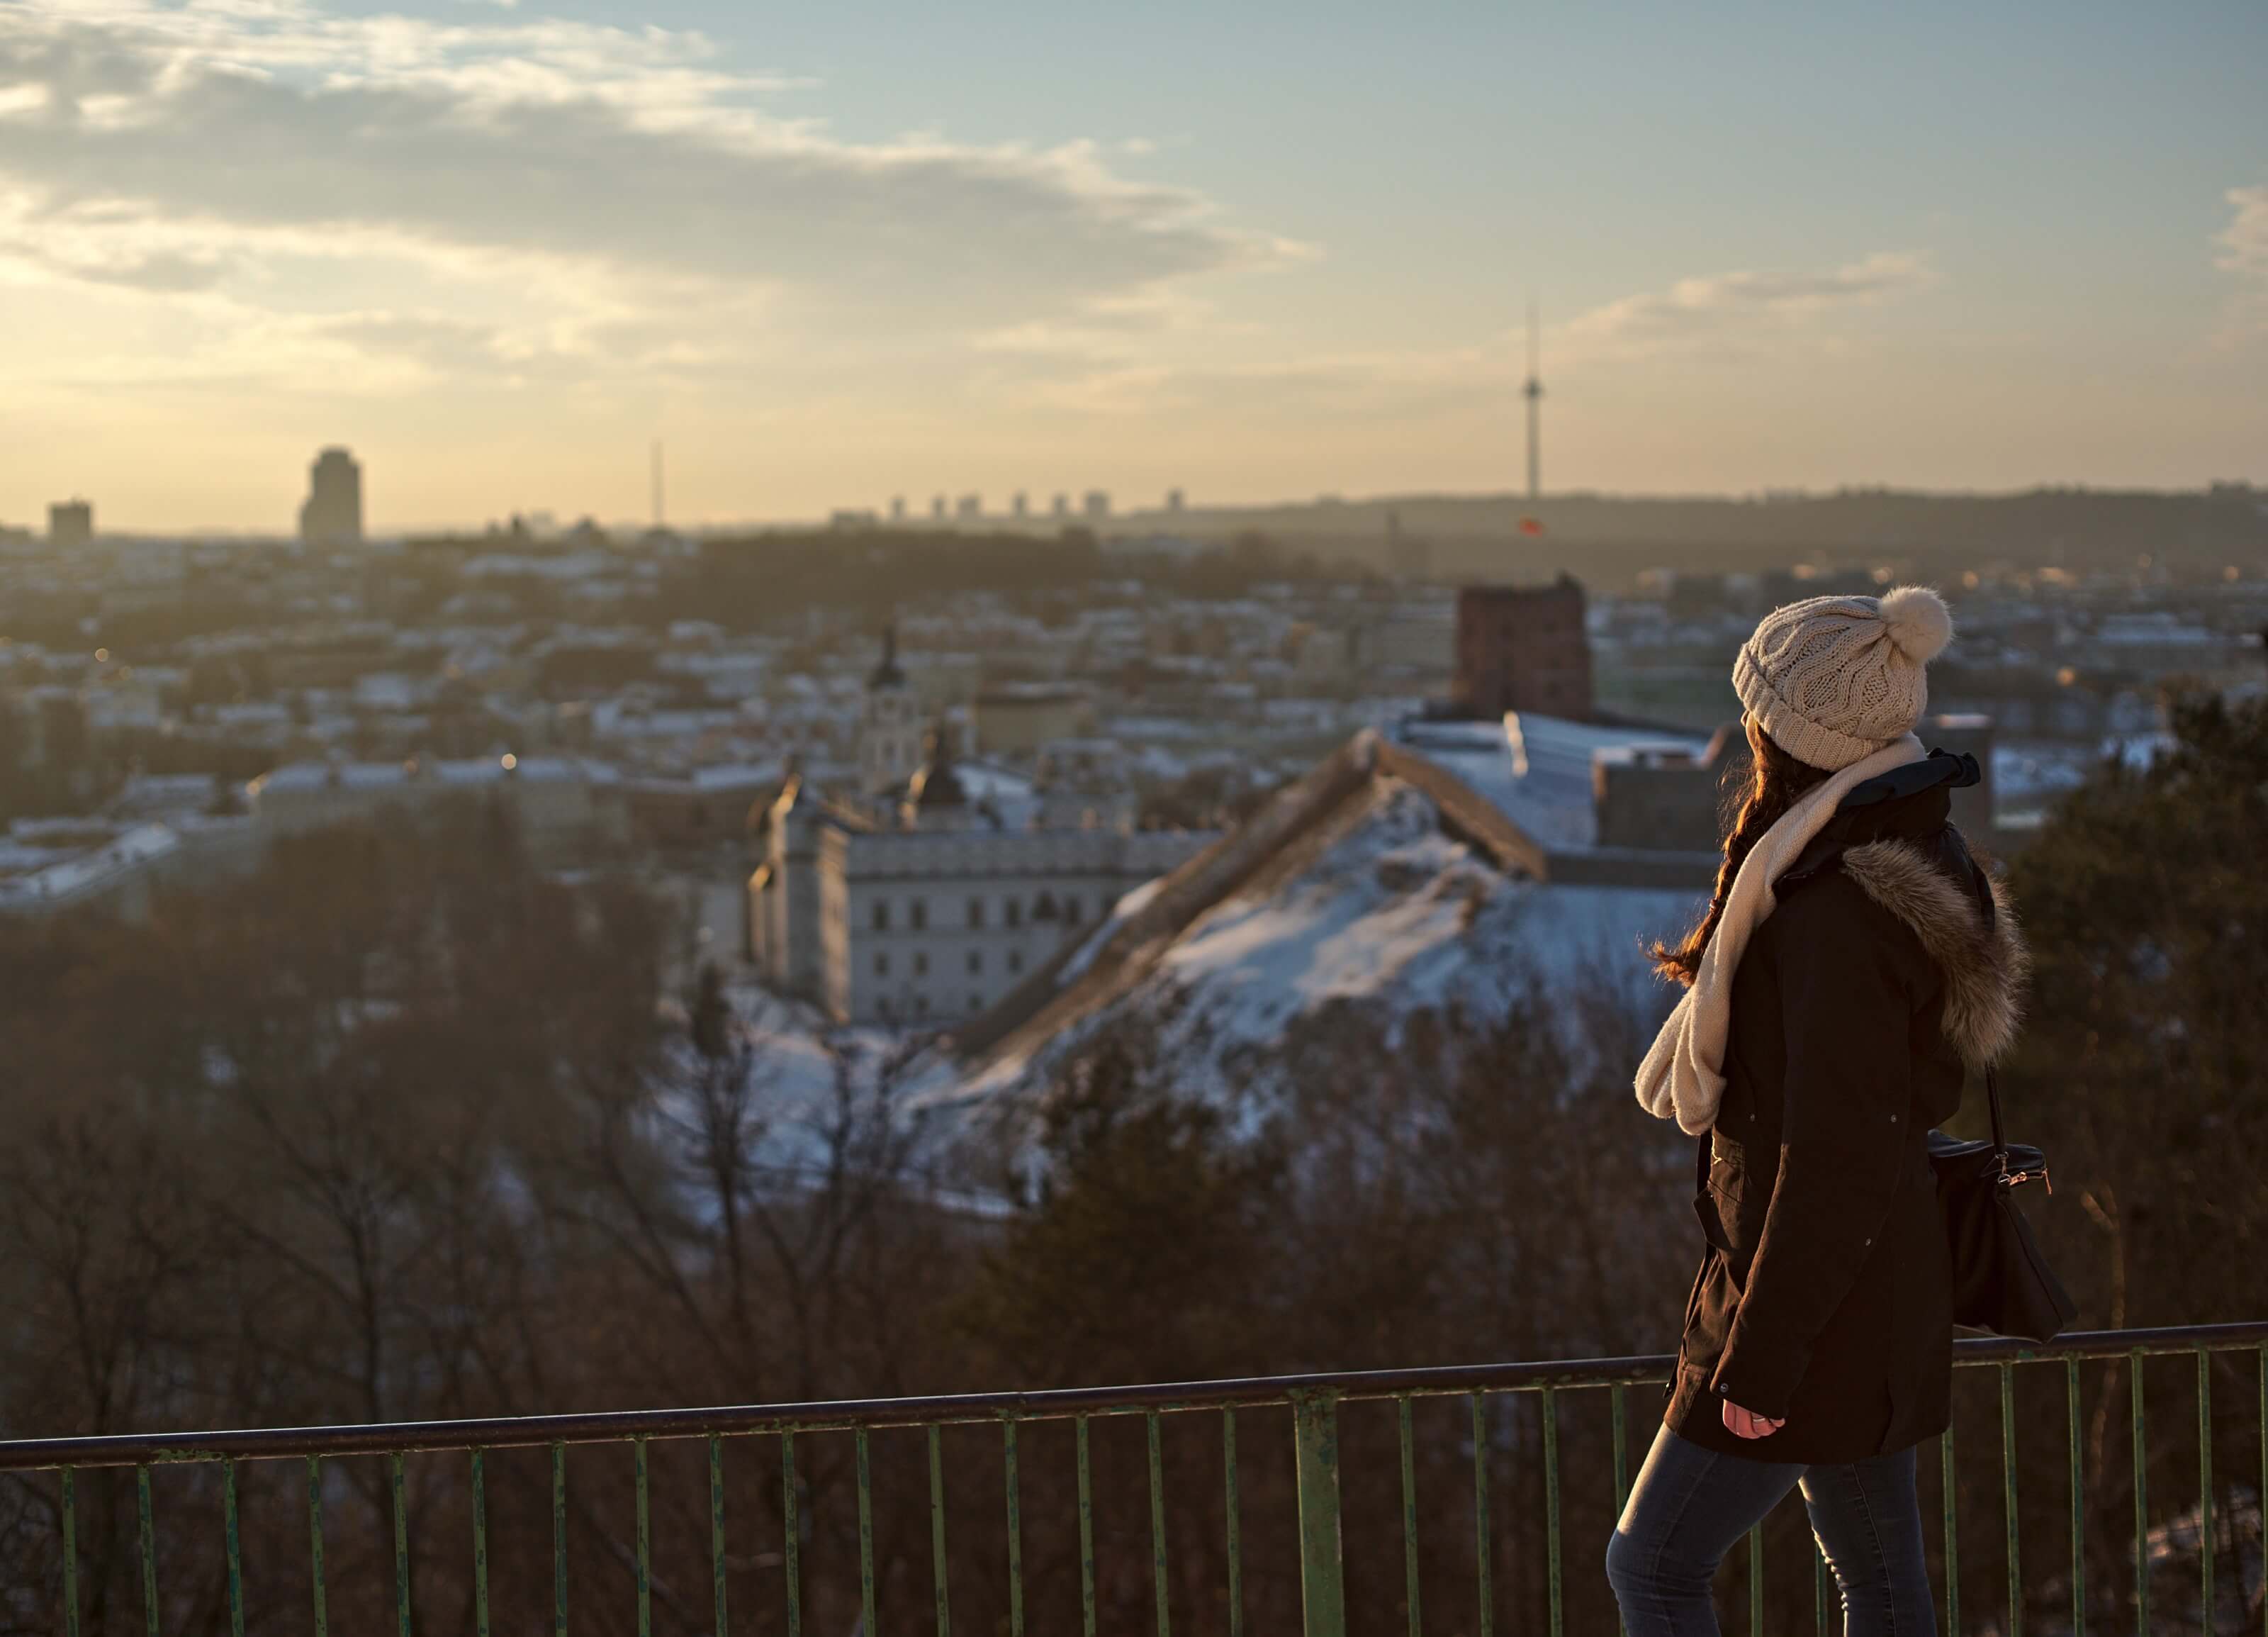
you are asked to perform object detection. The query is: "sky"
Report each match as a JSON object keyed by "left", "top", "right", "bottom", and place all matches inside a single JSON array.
[{"left": 0, "top": 0, "right": 2262, "bottom": 533}]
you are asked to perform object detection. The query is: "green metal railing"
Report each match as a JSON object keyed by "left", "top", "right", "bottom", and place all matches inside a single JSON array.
[{"left": 3, "top": 1321, "right": 2263, "bottom": 1636}]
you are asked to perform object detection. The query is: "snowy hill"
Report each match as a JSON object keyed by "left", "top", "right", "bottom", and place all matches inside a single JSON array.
[{"left": 950, "top": 758, "right": 1697, "bottom": 1120}]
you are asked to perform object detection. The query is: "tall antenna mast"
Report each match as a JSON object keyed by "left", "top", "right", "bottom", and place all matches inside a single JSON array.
[
  {"left": 1523, "top": 298, "right": 1543, "bottom": 503},
  {"left": 651, "top": 440, "right": 664, "bottom": 529}
]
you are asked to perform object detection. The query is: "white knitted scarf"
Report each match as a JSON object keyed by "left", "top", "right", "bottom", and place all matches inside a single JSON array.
[{"left": 1634, "top": 733, "right": 1926, "bottom": 1134}]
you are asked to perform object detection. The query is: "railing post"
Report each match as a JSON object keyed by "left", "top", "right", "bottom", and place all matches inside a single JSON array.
[
  {"left": 60, "top": 1467, "right": 79, "bottom": 1637},
  {"left": 1291, "top": 1390, "right": 1347, "bottom": 1637},
  {"left": 2131, "top": 1350, "right": 2148, "bottom": 1637}
]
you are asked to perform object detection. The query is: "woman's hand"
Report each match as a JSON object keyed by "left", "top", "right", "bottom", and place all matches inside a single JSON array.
[{"left": 1721, "top": 1399, "right": 1787, "bottom": 1440}]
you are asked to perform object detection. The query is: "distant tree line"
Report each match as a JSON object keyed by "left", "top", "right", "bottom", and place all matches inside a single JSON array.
[{"left": 650, "top": 525, "right": 1357, "bottom": 630}]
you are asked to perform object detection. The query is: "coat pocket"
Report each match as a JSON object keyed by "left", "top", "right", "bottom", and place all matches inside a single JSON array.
[
  {"left": 1692, "top": 1185, "right": 1736, "bottom": 1254},
  {"left": 1678, "top": 1249, "right": 1738, "bottom": 1378},
  {"left": 1695, "top": 1150, "right": 1760, "bottom": 1259}
]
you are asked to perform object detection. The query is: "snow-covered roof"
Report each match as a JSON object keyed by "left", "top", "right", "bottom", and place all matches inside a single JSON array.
[
  {"left": 1392, "top": 712, "right": 1715, "bottom": 852},
  {"left": 116, "top": 773, "right": 220, "bottom": 803},
  {"left": 463, "top": 551, "right": 615, "bottom": 580},
  {"left": 0, "top": 822, "right": 180, "bottom": 909},
  {"left": 252, "top": 756, "right": 620, "bottom": 795},
  {"left": 690, "top": 762, "right": 785, "bottom": 792}
]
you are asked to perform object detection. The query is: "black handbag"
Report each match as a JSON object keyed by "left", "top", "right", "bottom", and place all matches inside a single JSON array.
[
  {"left": 1926, "top": 867, "right": 2077, "bottom": 1341},
  {"left": 1927, "top": 1069, "right": 2076, "bottom": 1341}
]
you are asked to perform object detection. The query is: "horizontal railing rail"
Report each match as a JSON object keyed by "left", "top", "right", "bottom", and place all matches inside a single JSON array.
[
  {"left": 4, "top": 1320, "right": 2264, "bottom": 1636},
  {"left": 8, "top": 1322, "right": 2262, "bottom": 1471}
]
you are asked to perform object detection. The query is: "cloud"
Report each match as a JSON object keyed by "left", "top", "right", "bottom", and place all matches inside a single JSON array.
[
  {"left": 47, "top": 243, "right": 228, "bottom": 289},
  {"left": 2221, "top": 186, "right": 2268, "bottom": 277},
  {"left": 0, "top": 0, "right": 1299, "bottom": 393},
  {"left": 875, "top": 250, "right": 1938, "bottom": 422},
  {"left": 310, "top": 310, "right": 510, "bottom": 368},
  {"left": 1558, "top": 251, "right": 1933, "bottom": 359},
  {"left": 989, "top": 337, "right": 1510, "bottom": 421},
  {"left": 2216, "top": 183, "right": 2268, "bottom": 341}
]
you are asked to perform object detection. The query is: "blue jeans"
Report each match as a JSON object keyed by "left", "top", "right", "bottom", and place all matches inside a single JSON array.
[{"left": 1605, "top": 1426, "right": 1936, "bottom": 1636}]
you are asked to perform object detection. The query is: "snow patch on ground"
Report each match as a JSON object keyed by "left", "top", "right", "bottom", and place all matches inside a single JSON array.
[{"left": 648, "top": 982, "right": 947, "bottom": 1180}]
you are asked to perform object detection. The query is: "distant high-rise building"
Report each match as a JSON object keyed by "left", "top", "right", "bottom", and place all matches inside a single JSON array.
[
  {"left": 1455, "top": 574, "right": 1593, "bottom": 721},
  {"left": 1167, "top": 488, "right": 1185, "bottom": 513},
  {"left": 47, "top": 498, "right": 93, "bottom": 548},
  {"left": 1050, "top": 493, "right": 1070, "bottom": 519},
  {"left": 931, "top": 494, "right": 948, "bottom": 521},
  {"left": 1082, "top": 490, "right": 1111, "bottom": 520},
  {"left": 955, "top": 493, "right": 982, "bottom": 522},
  {"left": 890, "top": 496, "right": 908, "bottom": 523},
  {"left": 1012, "top": 491, "right": 1029, "bottom": 519},
  {"left": 299, "top": 447, "right": 364, "bottom": 546}
]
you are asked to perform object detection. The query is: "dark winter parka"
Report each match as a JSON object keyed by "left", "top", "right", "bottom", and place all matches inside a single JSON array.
[{"left": 1663, "top": 752, "right": 2031, "bottom": 1465}]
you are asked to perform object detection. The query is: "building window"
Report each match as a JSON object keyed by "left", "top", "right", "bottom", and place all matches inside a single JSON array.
[
  {"left": 966, "top": 949, "right": 983, "bottom": 975},
  {"left": 1064, "top": 895, "right": 1082, "bottom": 925},
  {"left": 1007, "top": 949, "right": 1023, "bottom": 975},
  {"left": 1004, "top": 897, "right": 1022, "bottom": 928},
  {"left": 967, "top": 896, "right": 985, "bottom": 928},
  {"left": 911, "top": 898, "right": 927, "bottom": 931},
  {"left": 872, "top": 900, "right": 890, "bottom": 932},
  {"left": 875, "top": 952, "right": 889, "bottom": 977},
  {"left": 914, "top": 995, "right": 928, "bottom": 1017},
  {"left": 1033, "top": 890, "right": 1059, "bottom": 921},
  {"left": 914, "top": 951, "right": 929, "bottom": 976},
  {"left": 968, "top": 993, "right": 984, "bottom": 1014}
]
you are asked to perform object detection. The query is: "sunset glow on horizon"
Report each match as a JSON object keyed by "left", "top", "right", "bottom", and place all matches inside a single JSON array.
[{"left": 2, "top": 0, "right": 2263, "bottom": 533}]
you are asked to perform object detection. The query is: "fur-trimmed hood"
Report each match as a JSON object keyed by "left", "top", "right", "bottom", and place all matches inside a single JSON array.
[{"left": 1840, "top": 839, "right": 2031, "bottom": 1066}]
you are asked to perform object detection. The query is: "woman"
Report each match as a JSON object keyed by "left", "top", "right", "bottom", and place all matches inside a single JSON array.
[{"left": 1608, "top": 586, "right": 2028, "bottom": 1636}]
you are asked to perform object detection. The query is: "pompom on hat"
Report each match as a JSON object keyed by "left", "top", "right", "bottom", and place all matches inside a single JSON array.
[{"left": 1732, "top": 586, "right": 1955, "bottom": 771}]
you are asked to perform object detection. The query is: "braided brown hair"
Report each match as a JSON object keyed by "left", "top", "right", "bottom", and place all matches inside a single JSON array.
[{"left": 1649, "top": 717, "right": 1830, "bottom": 988}]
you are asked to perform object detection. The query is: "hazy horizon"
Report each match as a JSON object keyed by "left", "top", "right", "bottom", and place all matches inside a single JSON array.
[
  {"left": 4, "top": 0, "right": 2264, "bottom": 533},
  {"left": 26, "top": 476, "right": 2268, "bottom": 544}
]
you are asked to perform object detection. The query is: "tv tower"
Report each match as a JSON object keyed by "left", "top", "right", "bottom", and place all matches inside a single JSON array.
[{"left": 1523, "top": 298, "right": 1543, "bottom": 503}]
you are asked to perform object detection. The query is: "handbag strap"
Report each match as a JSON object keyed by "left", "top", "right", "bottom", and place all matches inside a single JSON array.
[
  {"left": 1966, "top": 858, "right": 2011, "bottom": 1161},
  {"left": 1984, "top": 1067, "right": 2008, "bottom": 1158}
]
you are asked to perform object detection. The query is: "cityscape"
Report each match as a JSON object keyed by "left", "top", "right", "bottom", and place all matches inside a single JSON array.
[
  {"left": 4, "top": 444, "right": 2262, "bottom": 1032},
  {"left": 5, "top": 450, "right": 2263, "bottom": 1630},
  {"left": 3, "top": 0, "right": 2265, "bottom": 1631}
]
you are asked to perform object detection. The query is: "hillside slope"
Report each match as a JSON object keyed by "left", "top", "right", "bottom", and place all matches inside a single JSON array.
[{"left": 950, "top": 773, "right": 1695, "bottom": 1124}]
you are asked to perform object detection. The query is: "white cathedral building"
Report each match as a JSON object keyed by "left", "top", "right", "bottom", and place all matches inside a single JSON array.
[{"left": 747, "top": 630, "right": 1214, "bottom": 1027}]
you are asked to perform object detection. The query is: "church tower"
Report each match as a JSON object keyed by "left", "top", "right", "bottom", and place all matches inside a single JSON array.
[
  {"left": 858, "top": 625, "right": 924, "bottom": 796},
  {"left": 900, "top": 722, "right": 974, "bottom": 832}
]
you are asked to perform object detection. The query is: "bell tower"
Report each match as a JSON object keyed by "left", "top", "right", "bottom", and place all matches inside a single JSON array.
[{"left": 858, "top": 625, "right": 923, "bottom": 796}]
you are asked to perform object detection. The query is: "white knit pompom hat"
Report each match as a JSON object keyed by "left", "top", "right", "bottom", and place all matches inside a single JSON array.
[{"left": 1731, "top": 586, "right": 1955, "bottom": 771}]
